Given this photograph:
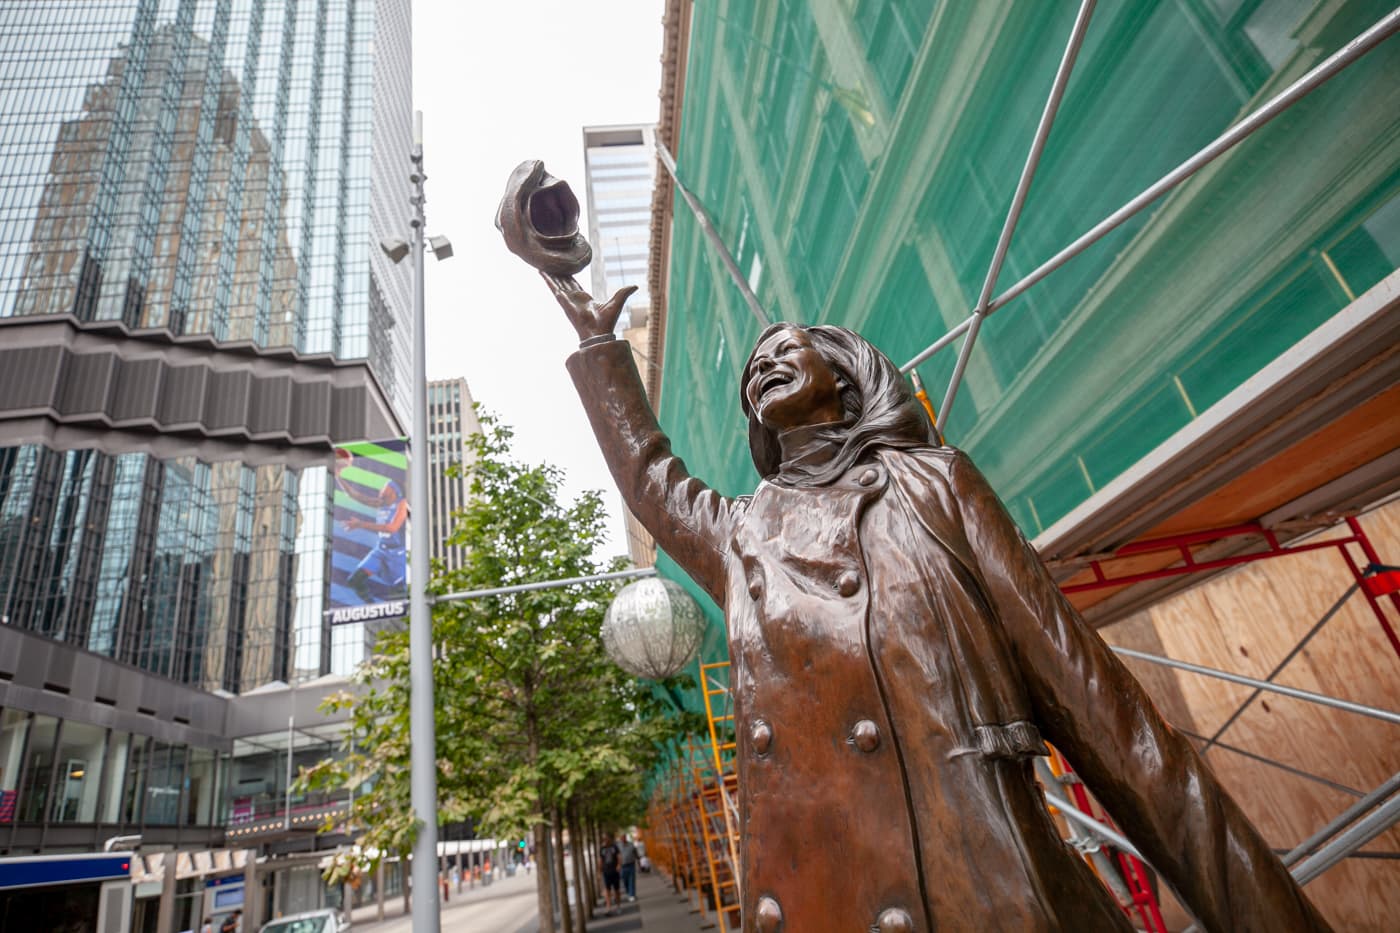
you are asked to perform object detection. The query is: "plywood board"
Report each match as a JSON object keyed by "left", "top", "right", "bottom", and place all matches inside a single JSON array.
[{"left": 1097, "top": 499, "right": 1400, "bottom": 931}]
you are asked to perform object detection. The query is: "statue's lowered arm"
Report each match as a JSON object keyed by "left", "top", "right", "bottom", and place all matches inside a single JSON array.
[{"left": 954, "top": 453, "right": 1331, "bottom": 933}]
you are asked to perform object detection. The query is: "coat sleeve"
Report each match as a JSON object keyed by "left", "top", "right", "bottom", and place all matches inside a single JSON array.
[
  {"left": 566, "top": 339, "right": 733, "bottom": 605},
  {"left": 951, "top": 452, "right": 1330, "bottom": 933}
]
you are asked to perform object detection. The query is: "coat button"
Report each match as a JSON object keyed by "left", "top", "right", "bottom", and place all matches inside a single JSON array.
[
  {"left": 836, "top": 571, "right": 860, "bottom": 597},
  {"left": 858, "top": 468, "right": 879, "bottom": 486},
  {"left": 751, "top": 719, "right": 773, "bottom": 755},
  {"left": 755, "top": 895, "right": 783, "bottom": 932},
  {"left": 878, "top": 907, "right": 913, "bottom": 932},
  {"left": 851, "top": 719, "right": 880, "bottom": 752}
]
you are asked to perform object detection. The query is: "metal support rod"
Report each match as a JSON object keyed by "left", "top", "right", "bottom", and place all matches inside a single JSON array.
[
  {"left": 936, "top": 0, "right": 1097, "bottom": 431},
  {"left": 1034, "top": 760, "right": 1134, "bottom": 906},
  {"left": 901, "top": 7, "right": 1400, "bottom": 376},
  {"left": 1291, "top": 790, "right": 1400, "bottom": 885},
  {"left": 1111, "top": 646, "right": 1400, "bottom": 726},
  {"left": 1041, "top": 789, "right": 1143, "bottom": 859},
  {"left": 655, "top": 140, "right": 771, "bottom": 328},
  {"left": 1283, "top": 771, "right": 1400, "bottom": 868},
  {"left": 1200, "top": 581, "right": 1360, "bottom": 754},
  {"left": 900, "top": 315, "right": 971, "bottom": 373},
  {"left": 432, "top": 567, "right": 657, "bottom": 604},
  {"left": 408, "top": 109, "right": 440, "bottom": 933},
  {"left": 284, "top": 714, "right": 294, "bottom": 831},
  {"left": 1175, "top": 727, "right": 1363, "bottom": 798},
  {"left": 986, "top": 6, "right": 1400, "bottom": 317}
]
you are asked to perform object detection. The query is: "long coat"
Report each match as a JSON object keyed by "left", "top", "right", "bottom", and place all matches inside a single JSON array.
[{"left": 569, "top": 340, "right": 1330, "bottom": 933}]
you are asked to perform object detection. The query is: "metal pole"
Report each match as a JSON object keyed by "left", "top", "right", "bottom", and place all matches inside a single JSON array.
[
  {"left": 986, "top": 6, "right": 1400, "bottom": 317},
  {"left": 1111, "top": 646, "right": 1400, "bottom": 726},
  {"left": 408, "top": 109, "right": 440, "bottom": 933},
  {"left": 284, "top": 714, "right": 294, "bottom": 831},
  {"left": 432, "top": 567, "right": 657, "bottom": 604},
  {"left": 900, "top": 7, "right": 1400, "bottom": 376},
  {"left": 900, "top": 315, "right": 971, "bottom": 373},
  {"left": 655, "top": 140, "right": 771, "bottom": 328},
  {"left": 1291, "top": 790, "right": 1400, "bottom": 884},
  {"left": 1040, "top": 790, "right": 1142, "bottom": 858},
  {"left": 1199, "top": 581, "right": 1360, "bottom": 755},
  {"left": 936, "top": 0, "right": 1097, "bottom": 431},
  {"left": 1283, "top": 770, "right": 1400, "bottom": 868}
]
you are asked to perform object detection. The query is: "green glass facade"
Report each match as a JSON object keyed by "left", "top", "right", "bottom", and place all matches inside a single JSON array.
[{"left": 655, "top": 0, "right": 1400, "bottom": 646}]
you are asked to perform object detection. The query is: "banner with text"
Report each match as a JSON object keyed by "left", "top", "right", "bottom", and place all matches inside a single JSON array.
[{"left": 325, "top": 438, "right": 410, "bottom": 626}]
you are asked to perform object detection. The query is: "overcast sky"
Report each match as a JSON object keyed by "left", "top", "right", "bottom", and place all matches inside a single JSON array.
[{"left": 412, "top": 0, "right": 665, "bottom": 557}]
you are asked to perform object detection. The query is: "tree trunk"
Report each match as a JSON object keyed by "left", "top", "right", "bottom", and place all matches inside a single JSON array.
[
  {"left": 552, "top": 806, "right": 573, "bottom": 933},
  {"left": 587, "top": 820, "right": 600, "bottom": 909},
  {"left": 534, "top": 821, "right": 556, "bottom": 933},
  {"left": 580, "top": 815, "right": 596, "bottom": 915},
  {"left": 568, "top": 803, "right": 589, "bottom": 932}
]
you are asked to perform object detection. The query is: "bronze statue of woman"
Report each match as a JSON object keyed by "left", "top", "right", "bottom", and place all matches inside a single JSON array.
[{"left": 536, "top": 269, "right": 1330, "bottom": 931}]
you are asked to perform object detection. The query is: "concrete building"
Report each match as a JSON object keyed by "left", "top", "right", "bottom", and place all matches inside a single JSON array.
[
  {"left": 583, "top": 124, "right": 659, "bottom": 566},
  {"left": 638, "top": 1, "right": 1400, "bottom": 929},
  {"left": 426, "top": 377, "right": 481, "bottom": 574},
  {"left": 0, "top": 0, "right": 416, "bottom": 928}
]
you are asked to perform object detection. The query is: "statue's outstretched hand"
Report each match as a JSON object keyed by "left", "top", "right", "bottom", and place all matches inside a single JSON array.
[{"left": 542, "top": 272, "right": 637, "bottom": 342}]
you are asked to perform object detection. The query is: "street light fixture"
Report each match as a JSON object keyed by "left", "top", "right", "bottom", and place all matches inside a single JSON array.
[
  {"left": 427, "top": 235, "right": 453, "bottom": 261},
  {"left": 380, "top": 110, "right": 451, "bottom": 933},
  {"left": 380, "top": 238, "right": 411, "bottom": 263}
]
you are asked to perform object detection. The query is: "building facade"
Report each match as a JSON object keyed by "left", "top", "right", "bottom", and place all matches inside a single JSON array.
[
  {"left": 0, "top": 1, "right": 415, "bottom": 911},
  {"left": 582, "top": 124, "right": 659, "bottom": 565},
  {"left": 426, "top": 377, "right": 481, "bottom": 574},
  {"left": 643, "top": 1, "right": 1400, "bottom": 928}
]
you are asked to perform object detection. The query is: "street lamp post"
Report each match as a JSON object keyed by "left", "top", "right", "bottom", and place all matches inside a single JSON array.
[{"left": 380, "top": 109, "right": 452, "bottom": 933}]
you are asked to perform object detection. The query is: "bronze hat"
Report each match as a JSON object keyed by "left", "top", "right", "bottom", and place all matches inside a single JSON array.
[{"left": 495, "top": 160, "right": 592, "bottom": 276}]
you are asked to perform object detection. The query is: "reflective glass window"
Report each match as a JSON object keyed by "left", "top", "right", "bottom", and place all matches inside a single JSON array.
[{"left": 50, "top": 720, "right": 107, "bottom": 822}]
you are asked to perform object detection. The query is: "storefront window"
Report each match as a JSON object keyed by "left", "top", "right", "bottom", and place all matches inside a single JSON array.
[
  {"left": 145, "top": 741, "right": 186, "bottom": 825},
  {"left": 187, "top": 747, "right": 220, "bottom": 825},
  {"left": 0, "top": 710, "right": 29, "bottom": 823},
  {"left": 50, "top": 720, "right": 108, "bottom": 822},
  {"left": 18, "top": 715, "right": 59, "bottom": 822}
]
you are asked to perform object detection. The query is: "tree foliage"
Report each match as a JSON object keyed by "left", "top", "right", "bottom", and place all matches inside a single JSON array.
[{"left": 300, "top": 414, "right": 693, "bottom": 885}]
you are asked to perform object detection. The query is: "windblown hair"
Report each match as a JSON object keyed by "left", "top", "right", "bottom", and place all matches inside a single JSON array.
[{"left": 739, "top": 323, "right": 939, "bottom": 484}]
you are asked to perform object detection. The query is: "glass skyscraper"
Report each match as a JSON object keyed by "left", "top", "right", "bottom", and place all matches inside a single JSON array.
[
  {"left": 0, "top": 0, "right": 413, "bottom": 688},
  {"left": 0, "top": 0, "right": 413, "bottom": 865}
]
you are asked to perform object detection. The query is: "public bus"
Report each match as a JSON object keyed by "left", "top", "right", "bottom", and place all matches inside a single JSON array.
[{"left": 0, "top": 851, "right": 134, "bottom": 932}]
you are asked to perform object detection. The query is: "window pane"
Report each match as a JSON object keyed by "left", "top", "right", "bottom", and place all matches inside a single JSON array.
[
  {"left": 18, "top": 714, "right": 59, "bottom": 822},
  {"left": 0, "top": 710, "right": 29, "bottom": 823},
  {"left": 51, "top": 720, "right": 107, "bottom": 822}
]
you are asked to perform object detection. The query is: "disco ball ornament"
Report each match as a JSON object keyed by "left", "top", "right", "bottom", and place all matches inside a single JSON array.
[{"left": 602, "top": 577, "right": 707, "bottom": 679}]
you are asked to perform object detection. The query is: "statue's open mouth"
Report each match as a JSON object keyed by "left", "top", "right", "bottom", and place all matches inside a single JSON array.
[{"left": 756, "top": 371, "right": 792, "bottom": 399}]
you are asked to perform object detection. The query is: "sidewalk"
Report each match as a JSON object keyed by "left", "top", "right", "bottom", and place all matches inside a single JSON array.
[
  {"left": 347, "top": 868, "right": 537, "bottom": 932},
  {"left": 583, "top": 868, "right": 712, "bottom": 933},
  {"left": 344, "top": 865, "right": 714, "bottom": 933}
]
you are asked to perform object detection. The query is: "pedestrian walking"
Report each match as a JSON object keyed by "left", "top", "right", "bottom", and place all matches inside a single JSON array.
[
  {"left": 618, "top": 834, "right": 638, "bottom": 901},
  {"left": 598, "top": 832, "right": 622, "bottom": 916}
]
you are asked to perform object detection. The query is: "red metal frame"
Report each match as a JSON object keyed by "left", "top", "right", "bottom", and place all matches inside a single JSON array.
[
  {"left": 1051, "top": 749, "right": 1168, "bottom": 932},
  {"left": 1060, "top": 519, "right": 1400, "bottom": 660}
]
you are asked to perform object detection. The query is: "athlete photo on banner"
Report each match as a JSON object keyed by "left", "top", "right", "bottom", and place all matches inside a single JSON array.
[{"left": 325, "top": 438, "right": 410, "bottom": 626}]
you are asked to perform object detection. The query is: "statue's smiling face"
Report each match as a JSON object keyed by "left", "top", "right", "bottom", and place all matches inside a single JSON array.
[{"left": 744, "top": 326, "right": 844, "bottom": 431}]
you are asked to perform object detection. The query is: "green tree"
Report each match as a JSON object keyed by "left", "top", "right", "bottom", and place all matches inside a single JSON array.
[{"left": 300, "top": 415, "right": 690, "bottom": 931}]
